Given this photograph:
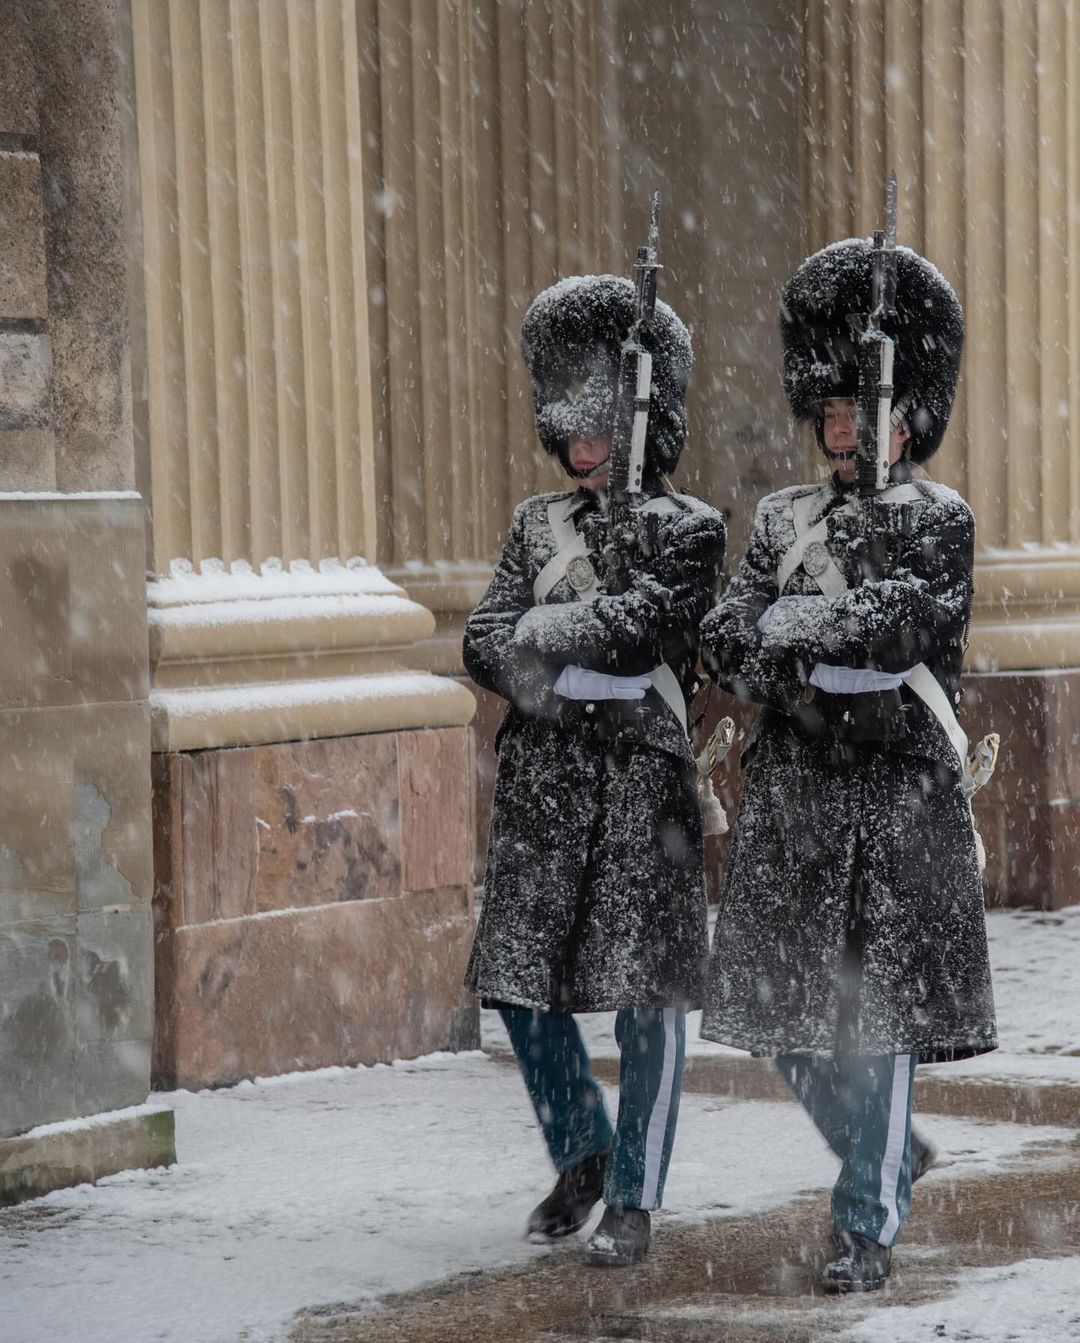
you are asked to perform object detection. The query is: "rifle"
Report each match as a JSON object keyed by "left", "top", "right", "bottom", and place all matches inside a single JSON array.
[
  {"left": 604, "top": 192, "right": 663, "bottom": 596},
  {"left": 855, "top": 170, "right": 899, "bottom": 503},
  {"left": 847, "top": 171, "right": 906, "bottom": 741}
]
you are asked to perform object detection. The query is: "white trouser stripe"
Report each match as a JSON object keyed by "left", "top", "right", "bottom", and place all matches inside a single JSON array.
[
  {"left": 639, "top": 1008, "right": 678, "bottom": 1210},
  {"left": 877, "top": 1053, "right": 913, "bottom": 1245}
]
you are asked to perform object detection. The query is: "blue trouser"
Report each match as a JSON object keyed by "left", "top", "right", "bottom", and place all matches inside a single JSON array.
[
  {"left": 776, "top": 1052, "right": 917, "bottom": 1246},
  {"left": 500, "top": 1007, "right": 686, "bottom": 1211}
]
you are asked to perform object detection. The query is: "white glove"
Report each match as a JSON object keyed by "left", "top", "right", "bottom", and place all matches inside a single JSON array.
[
  {"left": 755, "top": 604, "right": 776, "bottom": 633},
  {"left": 810, "top": 664, "right": 913, "bottom": 695},
  {"left": 554, "top": 664, "right": 651, "bottom": 701}
]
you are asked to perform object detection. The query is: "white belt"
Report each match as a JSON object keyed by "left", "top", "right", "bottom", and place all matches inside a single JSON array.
[
  {"left": 532, "top": 495, "right": 687, "bottom": 735},
  {"left": 775, "top": 482, "right": 967, "bottom": 771}
]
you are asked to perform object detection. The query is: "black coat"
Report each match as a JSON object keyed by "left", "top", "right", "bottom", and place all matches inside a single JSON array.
[
  {"left": 464, "top": 487, "right": 727, "bottom": 1012},
  {"left": 700, "top": 472, "right": 997, "bottom": 1062}
]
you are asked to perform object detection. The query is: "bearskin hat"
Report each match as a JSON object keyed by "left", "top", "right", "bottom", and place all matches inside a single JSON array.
[
  {"left": 780, "top": 239, "right": 964, "bottom": 464},
  {"left": 520, "top": 275, "right": 693, "bottom": 475}
]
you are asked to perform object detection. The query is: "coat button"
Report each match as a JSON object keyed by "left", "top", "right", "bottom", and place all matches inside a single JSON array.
[{"left": 585, "top": 702, "right": 596, "bottom": 714}]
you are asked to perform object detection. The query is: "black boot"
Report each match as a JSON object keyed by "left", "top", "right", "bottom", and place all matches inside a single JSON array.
[
  {"left": 911, "top": 1128, "right": 938, "bottom": 1183},
  {"left": 586, "top": 1204, "right": 651, "bottom": 1267},
  {"left": 822, "top": 1230, "right": 892, "bottom": 1293},
  {"left": 525, "top": 1151, "right": 607, "bottom": 1241}
]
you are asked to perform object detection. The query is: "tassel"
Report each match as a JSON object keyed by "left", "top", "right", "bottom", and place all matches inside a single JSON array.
[{"left": 699, "top": 775, "right": 728, "bottom": 836}]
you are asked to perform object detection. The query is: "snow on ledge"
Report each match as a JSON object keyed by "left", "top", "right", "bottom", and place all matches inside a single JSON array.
[
  {"left": 150, "top": 671, "right": 465, "bottom": 719},
  {"left": 148, "top": 557, "right": 403, "bottom": 607},
  {"left": 0, "top": 490, "right": 142, "bottom": 502},
  {"left": 11, "top": 1100, "right": 172, "bottom": 1144},
  {"left": 148, "top": 592, "right": 421, "bottom": 630}
]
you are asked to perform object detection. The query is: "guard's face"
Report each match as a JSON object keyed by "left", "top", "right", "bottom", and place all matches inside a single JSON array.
[
  {"left": 568, "top": 435, "right": 611, "bottom": 491},
  {"left": 821, "top": 397, "right": 910, "bottom": 483}
]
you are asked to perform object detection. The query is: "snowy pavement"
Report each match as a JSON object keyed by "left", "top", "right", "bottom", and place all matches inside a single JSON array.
[{"left": 2, "top": 905, "right": 1078, "bottom": 1343}]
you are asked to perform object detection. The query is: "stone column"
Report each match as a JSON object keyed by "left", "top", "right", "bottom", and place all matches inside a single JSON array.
[
  {"left": 804, "top": 0, "right": 1080, "bottom": 906},
  {"left": 0, "top": 0, "right": 173, "bottom": 1199}
]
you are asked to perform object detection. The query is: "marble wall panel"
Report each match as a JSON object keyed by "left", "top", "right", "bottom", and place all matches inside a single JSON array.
[
  {"left": 153, "top": 886, "right": 474, "bottom": 1089},
  {"left": 176, "top": 748, "right": 257, "bottom": 926},
  {"left": 399, "top": 727, "right": 472, "bottom": 894},
  {"left": 252, "top": 734, "right": 402, "bottom": 912}
]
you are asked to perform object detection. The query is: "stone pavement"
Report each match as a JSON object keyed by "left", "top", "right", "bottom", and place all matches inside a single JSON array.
[{"left": 289, "top": 1057, "right": 1080, "bottom": 1343}]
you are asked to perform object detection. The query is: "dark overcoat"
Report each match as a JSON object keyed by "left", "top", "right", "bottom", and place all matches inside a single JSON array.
[
  {"left": 700, "top": 470, "right": 997, "bottom": 1062},
  {"left": 464, "top": 486, "right": 727, "bottom": 1012}
]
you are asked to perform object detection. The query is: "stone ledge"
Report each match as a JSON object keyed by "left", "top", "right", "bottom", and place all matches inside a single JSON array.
[
  {"left": 0, "top": 1104, "right": 175, "bottom": 1206},
  {"left": 150, "top": 672, "right": 475, "bottom": 752}
]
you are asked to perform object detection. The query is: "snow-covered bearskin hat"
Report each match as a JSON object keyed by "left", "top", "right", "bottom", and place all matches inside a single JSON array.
[
  {"left": 520, "top": 275, "right": 693, "bottom": 476},
  {"left": 780, "top": 239, "right": 964, "bottom": 464}
]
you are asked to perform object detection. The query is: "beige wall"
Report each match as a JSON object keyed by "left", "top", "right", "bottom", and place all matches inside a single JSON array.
[{"left": 805, "top": 0, "right": 1080, "bottom": 671}]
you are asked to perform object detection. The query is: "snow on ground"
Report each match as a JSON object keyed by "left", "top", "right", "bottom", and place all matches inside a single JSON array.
[
  {"left": 925, "top": 904, "right": 1080, "bottom": 1084},
  {"left": 1, "top": 1053, "right": 1069, "bottom": 1343},
  {"left": 3, "top": 905, "right": 1077, "bottom": 1343},
  {"left": 838, "top": 1256, "right": 1080, "bottom": 1343},
  {"left": 482, "top": 905, "right": 1080, "bottom": 1077}
]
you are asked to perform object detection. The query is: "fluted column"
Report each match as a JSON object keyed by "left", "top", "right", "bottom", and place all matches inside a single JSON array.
[
  {"left": 132, "top": 0, "right": 473, "bottom": 747},
  {"left": 361, "top": 0, "right": 620, "bottom": 669},
  {"left": 804, "top": 0, "right": 1080, "bottom": 670}
]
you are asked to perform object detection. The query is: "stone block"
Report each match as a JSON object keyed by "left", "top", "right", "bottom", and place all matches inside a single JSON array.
[
  {"left": 76, "top": 908, "right": 153, "bottom": 1046},
  {"left": 153, "top": 886, "right": 474, "bottom": 1090},
  {"left": 252, "top": 734, "right": 402, "bottom": 912},
  {"left": 0, "top": 153, "right": 47, "bottom": 319},
  {"left": 0, "top": 1108, "right": 175, "bottom": 1207},
  {"left": 0, "top": 331, "right": 51, "bottom": 426},
  {"left": 175, "top": 748, "right": 257, "bottom": 925},
  {"left": 67, "top": 497, "right": 150, "bottom": 704},
  {"left": 400, "top": 727, "right": 473, "bottom": 893},
  {"left": 0, "top": 12, "right": 38, "bottom": 139},
  {"left": 74, "top": 1037, "right": 152, "bottom": 1117},
  {"left": 0, "top": 707, "right": 74, "bottom": 900},
  {"left": 0, "top": 917, "right": 76, "bottom": 1138},
  {"left": 0, "top": 496, "right": 148, "bottom": 709},
  {"left": 30, "top": 0, "right": 133, "bottom": 492},
  {"left": 0, "top": 506, "right": 73, "bottom": 709},
  {"left": 0, "top": 427, "right": 57, "bottom": 491},
  {"left": 74, "top": 701, "right": 153, "bottom": 912}
]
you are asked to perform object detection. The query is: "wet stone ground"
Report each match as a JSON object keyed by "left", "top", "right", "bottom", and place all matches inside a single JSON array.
[{"left": 289, "top": 1067, "right": 1080, "bottom": 1343}]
